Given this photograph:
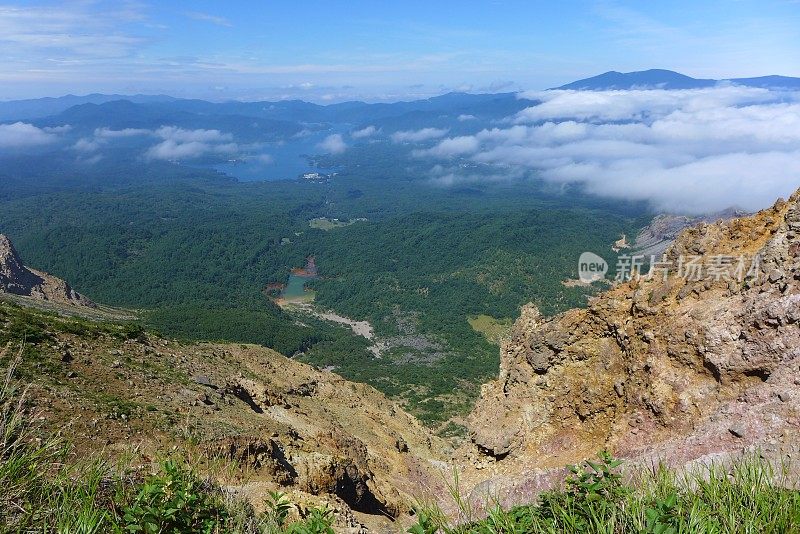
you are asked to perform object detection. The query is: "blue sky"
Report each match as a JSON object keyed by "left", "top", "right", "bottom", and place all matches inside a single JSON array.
[{"left": 1, "top": 0, "right": 799, "bottom": 101}]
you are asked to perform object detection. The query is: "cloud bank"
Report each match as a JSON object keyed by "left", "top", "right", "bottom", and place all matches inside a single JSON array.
[
  {"left": 95, "top": 127, "right": 150, "bottom": 139},
  {"left": 0, "top": 122, "right": 62, "bottom": 148},
  {"left": 146, "top": 127, "right": 236, "bottom": 160},
  {"left": 419, "top": 87, "right": 800, "bottom": 214},
  {"left": 391, "top": 127, "right": 449, "bottom": 143},
  {"left": 317, "top": 133, "right": 347, "bottom": 154},
  {"left": 73, "top": 126, "right": 152, "bottom": 154},
  {"left": 351, "top": 125, "right": 378, "bottom": 139},
  {"left": 69, "top": 125, "right": 238, "bottom": 161}
]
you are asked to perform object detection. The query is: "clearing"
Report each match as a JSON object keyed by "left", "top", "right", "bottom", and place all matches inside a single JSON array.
[{"left": 467, "top": 314, "right": 513, "bottom": 345}]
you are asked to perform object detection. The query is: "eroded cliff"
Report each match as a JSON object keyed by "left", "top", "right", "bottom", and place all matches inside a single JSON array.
[
  {"left": 0, "top": 234, "right": 95, "bottom": 307},
  {"left": 466, "top": 191, "right": 800, "bottom": 492}
]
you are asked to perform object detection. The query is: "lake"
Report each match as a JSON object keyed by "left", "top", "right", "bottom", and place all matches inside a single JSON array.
[
  {"left": 214, "top": 126, "right": 349, "bottom": 182},
  {"left": 281, "top": 274, "right": 316, "bottom": 302}
]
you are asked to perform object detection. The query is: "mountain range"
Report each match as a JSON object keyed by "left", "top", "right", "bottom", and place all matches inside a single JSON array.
[
  {"left": 555, "top": 68, "right": 800, "bottom": 90},
  {"left": 3, "top": 69, "right": 799, "bottom": 126},
  {"left": 0, "top": 91, "right": 533, "bottom": 125}
]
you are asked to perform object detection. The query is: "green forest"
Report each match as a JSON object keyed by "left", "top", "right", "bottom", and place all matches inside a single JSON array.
[{"left": 0, "top": 145, "right": 647, "bottom": 425}]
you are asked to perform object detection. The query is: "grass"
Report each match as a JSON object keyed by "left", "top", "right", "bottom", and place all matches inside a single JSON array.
[
  {"left": 0, "top": 300, "right": 144, "bottom": 347},
  {"left": 1, "top": 314, "right": 799, "bottom": 532},
  {"left": 308, "top": 217, "right": 359, "bottom": 230},
  {"left": 0, "top": 343, "right": 335, "bottom": 534},
  {"left": 466, "top": 315, "right": 513, "bottom": 346},
  {"left": 409, "top": 452, "right": 800, "bottom": 533}
]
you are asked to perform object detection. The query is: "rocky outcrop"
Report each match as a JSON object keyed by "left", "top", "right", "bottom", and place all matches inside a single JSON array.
[
  {"left": 209, "top": 373, "right": 438, "bottom": 518},
  {"left": 630, "top": 208, "right": 748, "bottom": 258},
  {"left": 1, "top": 312, "right": 447, "bottom": 530},
  {"left": 0, "top": 234, "right": 94, "bottom": 307},
  {"left": 467, "top": 191, "right": 800, "bottom": 480}
]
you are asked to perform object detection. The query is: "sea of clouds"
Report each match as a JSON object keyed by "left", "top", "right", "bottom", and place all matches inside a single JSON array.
[
  {"left": 419, "top": 85, "right": 800, "bottom": 214},
  {"left": 2, "top": 85, "right": 799, "bottom": 214},
  {"left": 0, "top": 123, "right": 244, "bottom": 162}
]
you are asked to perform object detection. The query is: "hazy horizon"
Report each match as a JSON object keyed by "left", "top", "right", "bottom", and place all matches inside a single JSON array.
[
  {"left": 2, "top": 0, "right": 799, "bottom": 102},
  {"left": 2, "top": 67, "right": 799, "bottom": 104},
  {"left": 2, "top": 1, "right": 799, "bottom": 214}
]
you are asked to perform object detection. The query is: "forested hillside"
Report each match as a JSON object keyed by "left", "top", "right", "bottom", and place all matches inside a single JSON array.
[{"left": 0, "top": 95, "right": 648, "bottom": 425}]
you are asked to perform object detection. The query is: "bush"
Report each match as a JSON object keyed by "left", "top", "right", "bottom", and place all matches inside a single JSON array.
[
  {"left": 534, "top": 450, "right": 630, "bottom": 531},
  {"left": 260, "top": 490, "right": 335, "bottom": 534},
  {"left": 121, "top": 460, "right": 229, "bottom": 533}
]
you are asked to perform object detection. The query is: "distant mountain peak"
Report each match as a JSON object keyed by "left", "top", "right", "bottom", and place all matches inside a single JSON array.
[
  {"left": 555, "top": 69, "right": 800, "bottom": 91},
  {"left": 555, "top": 69, "right": 715, "bottom": 90}
]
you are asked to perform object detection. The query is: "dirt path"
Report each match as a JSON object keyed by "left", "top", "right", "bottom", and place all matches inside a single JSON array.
[
  {"left": 315, "top": 310, "right": 374, "bottom": 339},
  {"left": 287, "top": 303, "right": 384, "bottom": 356}
]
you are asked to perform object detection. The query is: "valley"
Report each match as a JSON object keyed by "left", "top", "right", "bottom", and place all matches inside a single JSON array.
[
  {"left": 2, "top": 57, "right": 799, "bottom": 530},
  {"left": 2, "top": 189, "right": 800, "bottom": 532},
  {"left": 0, "top": 96, "right": 649, "bottom": 425}
]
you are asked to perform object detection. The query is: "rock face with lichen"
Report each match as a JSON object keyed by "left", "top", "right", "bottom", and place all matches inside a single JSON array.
[
  {"left": 0, "top": 234, "right": 95, "bottom": 307},
  {"left": 466, "top": 191, "right": 800, "bottom": 480}
]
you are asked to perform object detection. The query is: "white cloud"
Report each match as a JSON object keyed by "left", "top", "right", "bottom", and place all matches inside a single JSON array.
[
  {"left": 43, "top": 124, "right": 71, "bottom": 133},
  {"left": 77, "top": 153, "right": 103, "bottom": 165},
  {"left": 72, "top": 126, "right": 151, "bottom": 154},
  {"left": 457, "top": 114, "right": 476, "bottom": 121},
  {"left": 154, "top": 126, "right": 232, "bottom": 143},
  {"left": 351, "top": 125, "right": 378, "bottom": 138},
  {"left": 0, "top": 2, "right": 147, "bottom": 60},
  {"left": 418, "top": 87, "right": 800, "bottom": 214},
  {"left": 73, "top": 137, "right": 101, "bottom": 153},
  {"left": 185, "top": 11, "right": 232, "bottom": 27},
  {"left": 94, "top": 127, "right": 150, "bottom": 138},
  {"left": 146, "top": 140, "right": 207, "bottom": 160},
  {"left": 73, "top": 124, "right": 241, "bottom": 161},
  {"left": 428, "top": 166, "right": 524, "bottom": 187},
  {"left": 0, "top": 122, "right": 57, "bottom": 148},
  {"left": 317, "top": 133, "right": 347, "bottom": 154},
  {"left": 145, "top": 126, "right": 237, "bottom": 160},
  {"left": 145, "top": 139, "right": 237, "bottom": 160},
  {"left": 414, "top": 135, "right": 480, "bottom": 158},
  {"left": 292, "top": 129, "right": 313, "bottom": 138},
  {"left": 515, "top": 86, "right": 783, "bottom": 123},
  {"left": 391, "top": 127, "right": 449, "bottom": 143}
]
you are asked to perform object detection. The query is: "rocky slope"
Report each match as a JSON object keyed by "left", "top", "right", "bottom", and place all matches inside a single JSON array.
[
  {"left": 629, "top": 208, "right": 748, "bottom": 259},
  {"left": 0, "top": 302, "right": 447, "bottom": 532},
  {"left": 5, "top": 192, "right": 800, "bottom": 530},
  {"left": 464, "top": 190, "right": 800, "bottom": 502},
  {"left": 0, "top": 234, "right": 94, "bottom": 307}
]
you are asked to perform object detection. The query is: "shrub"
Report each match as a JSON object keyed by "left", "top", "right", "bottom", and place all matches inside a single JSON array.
[
  {"left": 534, "top": 449, "right": 630, "bottom": 531},
  {"left": 121, "top": 460, "right": 229, "bottom": 533},
  {"left": 287, "top": 505, "right": 335, "bottom": 534},
  {"left": 261, "top": 490, "right": 336, "bottom": 534}
]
